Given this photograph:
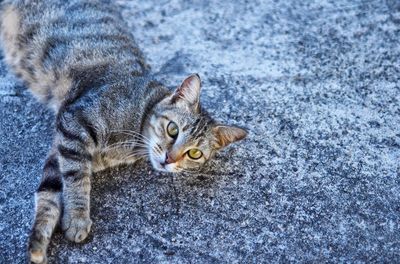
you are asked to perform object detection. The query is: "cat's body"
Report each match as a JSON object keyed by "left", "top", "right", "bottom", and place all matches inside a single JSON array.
[
  {"left": 0, "top": 1, "right": 247, "bottom": 263},
  {"left": 1, "top": 0, "right": 168, "bottom": 167}
]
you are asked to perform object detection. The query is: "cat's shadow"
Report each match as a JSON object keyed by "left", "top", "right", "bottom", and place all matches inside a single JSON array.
[{"left": 46, "top": 157, "right": 237, "bottom": 261}]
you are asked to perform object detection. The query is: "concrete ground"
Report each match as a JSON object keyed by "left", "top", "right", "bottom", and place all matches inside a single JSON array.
[{"left": 1, "top": 0, "right": 400, "bottom": 263}]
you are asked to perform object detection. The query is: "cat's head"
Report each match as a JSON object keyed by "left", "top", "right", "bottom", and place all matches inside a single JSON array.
[{"left": 144, "top": 74, "right": 247, "bottom": 173}]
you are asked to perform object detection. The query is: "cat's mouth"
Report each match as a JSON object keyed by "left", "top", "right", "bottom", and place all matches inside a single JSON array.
[
  {"left": 149, "top": 152, "right": 178, "bottom": 173},
  {"left": 154, "top": 162, "right": 174, "bottom": 172},
  {"left": 153, "top": 161, "right": 179, "bottom": 173}
]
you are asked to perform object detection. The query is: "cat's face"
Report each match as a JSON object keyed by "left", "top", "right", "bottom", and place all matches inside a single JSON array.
[{"left": 144, "top": 74, "right": 247, "bottom": 173}]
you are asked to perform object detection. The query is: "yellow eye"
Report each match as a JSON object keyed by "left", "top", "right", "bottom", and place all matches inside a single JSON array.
[
  {"left": 188, "top": 149, "right": 203, "bottom": 160},
  {"left": 167, "top": 121, "right": 179, "bottom": 138}
]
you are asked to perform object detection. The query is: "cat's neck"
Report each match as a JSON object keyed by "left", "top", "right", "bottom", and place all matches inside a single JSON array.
[
  {"left": 138, "top": 78, "right": 170, "bottom": 134},
  {"left": 105, "top": 73, "right": 170, "bottom": 135}
]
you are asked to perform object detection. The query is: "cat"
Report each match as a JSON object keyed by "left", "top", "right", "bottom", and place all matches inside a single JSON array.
[{"left": 0, "top": 0, "right": 247, "bottom": 263}]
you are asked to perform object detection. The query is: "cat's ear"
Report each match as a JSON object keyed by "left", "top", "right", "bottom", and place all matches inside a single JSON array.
[
  {"left": 172, "top": 74, "right": 201, "bottom": 111},
  {"left": 212, "top": 125, "right": 248, "bottom": 149}
]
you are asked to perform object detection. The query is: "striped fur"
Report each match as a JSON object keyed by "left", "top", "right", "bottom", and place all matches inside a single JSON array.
[{"left": 0, "top": 0, "right": 247, "bottom": 263}]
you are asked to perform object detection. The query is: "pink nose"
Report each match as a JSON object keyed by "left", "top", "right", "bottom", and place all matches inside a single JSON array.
[{"left": 165, "top": 153, "right": 175, "bottom": 164}]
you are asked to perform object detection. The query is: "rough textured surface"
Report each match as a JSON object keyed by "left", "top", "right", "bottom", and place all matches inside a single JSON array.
[{"left": 1, "top": 0, "right": 400, "bottom": 263}]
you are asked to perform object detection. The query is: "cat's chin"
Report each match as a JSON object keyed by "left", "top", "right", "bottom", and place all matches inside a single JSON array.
[
  {"left": 152, "top": 162, "right": 168, "bottom": 172},
  {"left": 153, "top": 164, "right": 179, "bottom": 173},
  {"left": 149, "top": 156, "right": 178, "bottom": 173}
]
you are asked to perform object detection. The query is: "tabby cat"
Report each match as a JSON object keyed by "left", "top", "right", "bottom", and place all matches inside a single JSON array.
[{"left": 0, "top": 0, "right": 247, "bottom": 263}]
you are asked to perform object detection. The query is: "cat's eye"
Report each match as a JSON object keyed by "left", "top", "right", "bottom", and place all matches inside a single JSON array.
[
  {"left": 167, "top": 121, "right": 179, "bottom": 138},
  {"left": 187, "top": 148, "right": 203, "bottom": 160}
]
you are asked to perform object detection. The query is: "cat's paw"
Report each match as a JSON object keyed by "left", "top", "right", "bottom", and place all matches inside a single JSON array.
[
  {"left": 28, "top": 243, "right": 47, "bottom": 264},
  {"left": 62, "top": 214, "right": 92, "bottom": 243}
]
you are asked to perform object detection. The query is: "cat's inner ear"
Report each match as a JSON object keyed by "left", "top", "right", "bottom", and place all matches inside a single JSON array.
[
  {"left": 172, "top": 73, "right": 201, "bottom": 111},
  {"left": 212, "top": 125, "right": 248, "bottom": 149}
]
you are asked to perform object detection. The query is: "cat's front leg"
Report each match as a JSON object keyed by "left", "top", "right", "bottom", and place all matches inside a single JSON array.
[
  {"left": 56, "top": 111, "right": 98, "bottom": 243},
  {"left": 60, "top": 161, "right": 92, "bottom": 243}
]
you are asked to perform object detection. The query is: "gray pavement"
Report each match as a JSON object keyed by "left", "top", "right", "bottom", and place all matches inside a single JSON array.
[{"left": 1, "top": 0, "right": 399, "bottom": 263}]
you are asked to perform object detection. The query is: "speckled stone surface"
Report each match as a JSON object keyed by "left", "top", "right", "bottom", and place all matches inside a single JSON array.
[{"left": 1, "top": 0, "right": 400, "bottom": 263}]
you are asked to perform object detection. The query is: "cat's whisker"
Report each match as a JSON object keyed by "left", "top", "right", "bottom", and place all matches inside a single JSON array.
[
  {"left": 123, "top": 151, "right": 149, "bottom": 160},
  {"left": 104, "top": 137, "right": 153, "bottom": 150},
  {"left": 101, "top": 144, "right": 134, "bottom": 153},
  {"left": 108, "top": 129, "right": 154, "bottom": 144},
  {"left": 122, "top": 148, "right": 149, "bottom": 155},
  {"left": 102, "top": 140, "right": 151, "bottom": 153},
  {"left": 128, "top": 149, "right": 149, "bottom": 156},
  {"left": 116, "top": 132, "right": 163, "bottom": 150},
  {"left": 101, "top": 141, "right": 162, "bottom": 161},
  {"left": 103, "top": 141, "right": 134, "bottom": 149}
]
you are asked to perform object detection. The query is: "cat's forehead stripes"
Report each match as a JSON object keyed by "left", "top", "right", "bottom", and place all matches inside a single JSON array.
[
  {"left": 181, "top": 124, "right": 191, "bottom": 132},
  {"left": 190, "top": 116, "right": 213, "bottom": 139},
  {"left": 195, "top": 138, "right": 205, "bottom": 147},
  {"left": 190, "top": 118, "right": 201, "bottom": 133}
]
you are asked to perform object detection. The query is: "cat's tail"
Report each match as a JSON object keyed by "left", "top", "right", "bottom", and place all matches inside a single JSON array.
[{"left": 28, "top": 152, "right": 63, "bottom": 264}]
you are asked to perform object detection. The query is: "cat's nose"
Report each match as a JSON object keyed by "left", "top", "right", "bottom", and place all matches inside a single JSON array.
[{"left": 165, "top": 153, "right": 175, "bottom": 164}]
